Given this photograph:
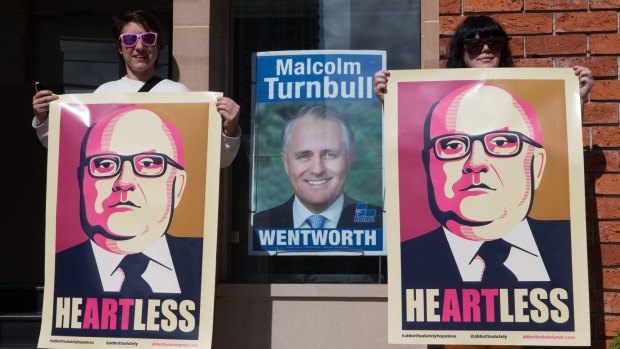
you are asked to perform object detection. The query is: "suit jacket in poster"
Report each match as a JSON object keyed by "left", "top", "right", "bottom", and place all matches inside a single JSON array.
[
  {"left": 400, "top": 219, "right": 574, "bottom": 332},
  {"left": 253, "top": 194, "right": 383, "bottom": 229},
  {"left": 53, "top": 235, "right": 203, "bottom": 339}
]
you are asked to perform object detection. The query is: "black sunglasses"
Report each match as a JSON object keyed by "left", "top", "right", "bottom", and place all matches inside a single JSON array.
[{"left": 463, "top": 37, "right": 508, "bottom": 56}]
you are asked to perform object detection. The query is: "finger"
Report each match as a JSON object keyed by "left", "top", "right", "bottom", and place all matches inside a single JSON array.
[
  {"left": 34, "top": 95, "right": 57, "bottom": 104},
  {"left": 578, "top": 68, "right": 591, "bottom": 77},
  {"left": 34, "top": 90, "right": 53, "bottom": 99},
  {"left": 218, "top": 109, "right": 234, "bottom": 120}
]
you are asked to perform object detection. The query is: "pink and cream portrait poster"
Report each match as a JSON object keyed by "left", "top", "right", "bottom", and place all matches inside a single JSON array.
[
  {"left": 385, "top": 68, "right": 589, "bottom": 346},
  {"left": 39, "top": 92, "right": 222, "bottom": 349}
]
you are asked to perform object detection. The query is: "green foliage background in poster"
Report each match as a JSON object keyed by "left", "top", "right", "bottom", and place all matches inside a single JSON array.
[{"left": 252, "top": 101, "right": 383, "bottom": 212}]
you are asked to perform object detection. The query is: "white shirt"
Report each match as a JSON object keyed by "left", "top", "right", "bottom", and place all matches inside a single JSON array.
[
  {"left": 443, "top": 219, "right": 550, "bottom": 282},
  {"left": 292, "top": 194, "right": 344, "bottom": 229},
  {"left": 90, "top": 235, "right": 181, "bottom": 293},
  {"left": 32, "top": 76, "right": 241, "bottom": 168}
]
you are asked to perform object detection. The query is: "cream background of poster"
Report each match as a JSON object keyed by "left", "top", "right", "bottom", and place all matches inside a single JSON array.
[
  {"left": 39, "top": 92, "right": 222, "bottom": 349},
  {"left": 385, "top": 68, "right": 589, "bottom": 346}
]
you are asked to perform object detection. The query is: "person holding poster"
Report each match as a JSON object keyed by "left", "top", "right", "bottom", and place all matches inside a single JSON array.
[
  {"left": 253, "top": 105, "right": 383, "bottom": 232},
  {"left": 373, "top": 15, "right": 593, "bottom": 104},
  {"left": 53, "top": 106, "right": 202, "bottom": 338},
  {"left": 400, "top": 81, "right": 575, "bottom": 333},
  {"left": 402, "top": 82, "right": 571, "bottom": 280},
  {"left": 31, "top": 9, "right": 241, "bottom": 167}
]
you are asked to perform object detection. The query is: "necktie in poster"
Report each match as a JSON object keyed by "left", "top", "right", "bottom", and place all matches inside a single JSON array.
[
  {"left": 250, "top": 50, "right": 386, "bottom": 256},
  {"left": 385, "top": 68, "right": 590, "bottom": 346},
  {"left": 38, "top": 93, "right": 221, "bottom": 348}
]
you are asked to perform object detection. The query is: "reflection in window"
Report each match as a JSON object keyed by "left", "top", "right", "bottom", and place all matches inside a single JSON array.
[{"left": 231, "top": 0, "right": 421, "bottom": 284}]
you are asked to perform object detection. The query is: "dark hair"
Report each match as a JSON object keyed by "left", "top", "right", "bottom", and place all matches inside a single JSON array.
[
  {"left": 446, "top": 15, "right": 513, "bottom": 68},
  {"left": 112, "top": 10, "right": 164, "bottom": 53}
]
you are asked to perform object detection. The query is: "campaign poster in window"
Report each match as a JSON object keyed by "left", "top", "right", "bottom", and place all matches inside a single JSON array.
[
  {"left": 249, "top": 50, "right": 386, "bottom": 256},
  {"left": 38, "top": 93, "right": 222, "bottom": 349},
  {"left": 385, "top": 68, "right": 590, "bottom": 346}
]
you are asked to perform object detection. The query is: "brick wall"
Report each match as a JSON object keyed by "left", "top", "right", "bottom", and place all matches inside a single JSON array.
[{"left": 439, "top": 1, "right": 620, "bottom": 348}]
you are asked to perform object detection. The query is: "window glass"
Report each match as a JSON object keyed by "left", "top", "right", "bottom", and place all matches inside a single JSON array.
[
  {"left": 34, "top": 13, "right": 172, "bottom": 93},
  {"left": 231, "top": 0, "right": 421, "bottom": 283}
]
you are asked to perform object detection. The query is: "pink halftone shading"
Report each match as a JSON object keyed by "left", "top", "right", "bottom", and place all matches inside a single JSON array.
[
  {"left": 55, "top": 103, "right": 133, "bottom": 253},
  {"left": 397, "top": 80, "right": 478, "bottom": 242}
]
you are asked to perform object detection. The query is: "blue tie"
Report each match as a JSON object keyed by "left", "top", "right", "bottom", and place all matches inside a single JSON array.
[
  {"left": 119, "top": 253, "right": 153, "bottom": 297},
  {"left": 477, "top": 239, "right": 517, "bottom": 284},
  {"left": 305, "top": 215, "right": 327, "bottom": 229}
]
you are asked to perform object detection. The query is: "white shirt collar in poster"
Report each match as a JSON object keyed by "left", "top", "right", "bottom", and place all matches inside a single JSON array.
[
  {"left": 292, "top": 194, "right": 344, "bottom": 229},
  {"left": 443, "top": 219, "right": 550, "bottom": 282}
]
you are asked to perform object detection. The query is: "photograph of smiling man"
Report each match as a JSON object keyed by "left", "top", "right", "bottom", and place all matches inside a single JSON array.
[
  {"left": 385, "top": 69, "right": 589, "bottom": 346},
  {"left": 39, "top": 93, "right": 221, "bottom": 349}
]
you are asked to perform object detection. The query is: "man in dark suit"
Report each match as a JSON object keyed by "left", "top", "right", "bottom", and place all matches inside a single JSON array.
[
  {"left": 253, "top": 104, "right": 382, "bottom": 232},
  {"left": 53, "top": 106, "right": 202, "bottom": 338},
  {"left": 400, "top": 83, "right": 573, "bottom": 331}
]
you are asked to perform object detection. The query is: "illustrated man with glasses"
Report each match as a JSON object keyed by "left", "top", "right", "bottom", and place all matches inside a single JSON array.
[
  {"left": 401, "top": 83, "right": 572, "bottom": 291},
  {"left": 54, "top": 106, "right": 202, "bottom": 302}
]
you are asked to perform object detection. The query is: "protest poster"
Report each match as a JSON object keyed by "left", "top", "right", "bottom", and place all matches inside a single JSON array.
[
  {"left": 249, "top": 50, "right": 386, "bottom": 256},
  {"left": 385, "top": 68, "right": 590, "bottom": 346},
  {"left": 38, "top": 92, "right": 221, "bottom": 348}
]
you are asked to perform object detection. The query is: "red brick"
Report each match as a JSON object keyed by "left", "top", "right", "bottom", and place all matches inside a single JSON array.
[
  {"left": 600, "top": 222, "right": 620, "bottom": 243},
  {"left": 591, "top": 34, "right": 620, "bottom": 55},
  {"left": 440, "top": 0, "right": 460, "bottom": 14},
  {"left": 508, "top": 36, "right": 523, "bottom": 56},
  {"left": 585, "top": 150, "right": 620, "bottom": 173},
  {"left": 440, "top": 15, "right": 463, "bottom": 36},
  {"left": 602, "top": 268, "right": 620, "bottom": 289},
  {"left": 591, "top": 80, "right": 620, "bottom": 101},
  {"left": 604, "top": 292, "right": 620, "bottom": 313},
  {"left": 597, "top": 197, "right": 620, "bottom": 219},
  {"left": 591, "top": 0, "right": 620, "bottom": 9},
  {"left": 463, "top": 0, "right": 522, "bottom": 12},
  {"left": 526, "top": 0, "right": 587, "bottom": 10},
  {"left": 592, "top": 125, "right": 620, "bottom": 148},
  {"left": 494, "top": 13, "right": 553, "bottom": 35},
  {"left": 439, "top": 37, "right": 451, "bottom": 59},
  {"left": 555, "top": 57, "right": 618, "bottom": 78},
  {"left": 526, "top": 34, "right": 586, "bottom": 56},
  {"left": 583, "top": 127, "right": 591, "bottom": 149},
  {"left": 604, "top": 315, "right": 620, "bottom": 337},
  {"left": 556, "top": 12, "right": 617, "bottom": 33},
  {"left": 583, "top": 103, "right": 620, "bottom": 125},
  {"left": 601, "top": 244, "right": 620, "bottom": 266},
  {"left": 513, "top": 57, "right": 553, "bottom": 67},
  {"left": 596, "top": 174, "right": 620, "bottom": 195}
]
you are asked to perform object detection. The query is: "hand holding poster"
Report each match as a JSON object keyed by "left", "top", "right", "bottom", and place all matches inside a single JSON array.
[
  {"left": 38, "top": 93, "right": 221, "bottom": 348},
  {"left": 385, "top": 68, "right": 590, "bottom": 346},
  {"left": 250, "top": 50, "right": 386, "bottom": 256}
]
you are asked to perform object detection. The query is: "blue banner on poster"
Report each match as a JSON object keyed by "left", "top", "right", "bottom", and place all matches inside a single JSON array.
[
  {"left": 253, "top": 228, "right": 384, "bottom": 252},
  {"left": 256, "top": 52, "right": 383, "bottom": 102}
]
